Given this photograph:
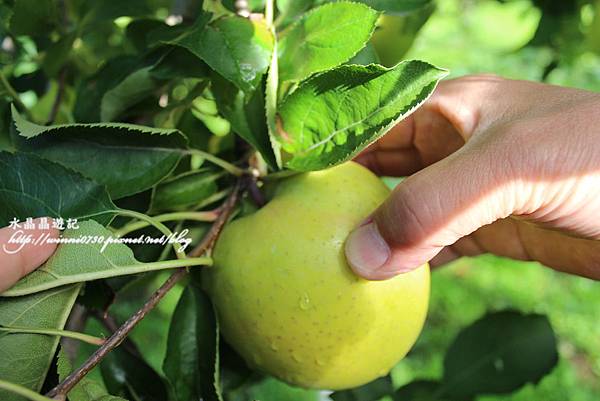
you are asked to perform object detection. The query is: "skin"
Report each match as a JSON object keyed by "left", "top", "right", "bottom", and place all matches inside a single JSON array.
[
  {"left": 345, "top": 75, "right": 600, "bottom": 281},
  {"left": 0, "top": 217, "right": 59, "bottom": 293}
]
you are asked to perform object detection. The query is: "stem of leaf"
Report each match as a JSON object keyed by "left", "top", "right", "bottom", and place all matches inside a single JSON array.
[
  {"left": 0, "top": 71, "right": 34, "bottom": 121},
  {"left": 262, "top": 169, "right": 299, "bottom": 181},
  {"left": 0, "top": 379, "right": 55, "bottom": 401},
  {"left": 0, "top": 326, "right": 104, "bottom": 346},
  {"left": 115, "top": 209, "right": 186, "bottom": 259},
  {"left": 113, "top": 211, "right": 218, "bottom": 238},
  {"left": 265, "top": 0, "right": 274, "bottom": 26},
  {"left": 184, "top": 149, "right": 246, "bottom": 176},
  {"left": 194, "top": 188, "right": 231, "bottom": 210}
]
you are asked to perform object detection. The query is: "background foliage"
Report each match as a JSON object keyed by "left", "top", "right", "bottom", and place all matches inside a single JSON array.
[{"left": 0, "top": 0, "right": 599, "bottom": 400}]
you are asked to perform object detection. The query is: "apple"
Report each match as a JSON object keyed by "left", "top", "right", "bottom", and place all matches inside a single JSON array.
[{"left": 205, "top": 162, "right": 429, "bottom": 390}]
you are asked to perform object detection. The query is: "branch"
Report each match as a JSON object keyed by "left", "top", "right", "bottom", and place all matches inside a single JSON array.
[
  {"left": 47, "top": 69, "right": 67, "bottom": 125},
  {"left": 46, "top": 182, "right": 242, "bottom": 400}
]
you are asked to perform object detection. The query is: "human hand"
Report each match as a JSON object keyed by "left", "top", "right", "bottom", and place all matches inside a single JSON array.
[
  {"left": 345, "top": 75, "right": 600, "bottom": 280},
  {"left": 0, "top": 218, "right": 60, "bottom": 292}
]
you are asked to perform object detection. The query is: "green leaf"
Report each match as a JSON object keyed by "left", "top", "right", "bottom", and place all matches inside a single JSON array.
[
  {"left": 149, "top": 47, "right": 209, "bottom": 80},
  {"left": 100, "top": 67, "right": 158, "bottom": 122},
  {"left": 0, "top": 284, "right": 81, "bottom": 401},
  {"left": 168, "top": 14, "right": 274, "bottom": 93},
  {"left": 151, "top": 169, "right": 219, "bottom": 212},
  {"left": 393, "top": 381, "right": 444, "bottom": 401},
  {"left": 275, "top": 0, "right": 315, "bottom": 28},
  {"left": 440, "top": 310, "right": 558, "bottom": 399},
  {"left": 277, "top": 60, "right": 448, "bottom": 171},
  {"left": 227, "top": 377, "right": 319, "bottom": 401},
  {"left": 163, "top": 284, "right": 223, "bottom": 401},
  {"left": 278, "top": 2, "right": 380, "bottom": 82},
  {"left": 347, "top": 42, "right": 381, "bottom": 66},
  {"left": 13, "top": 106, "right": 187, "bottom": 199},
  {"left": 0, "top": 151, "right": 115, "bottom": 227},
  {"left": 74, "top": 56, "right": 142, "bottom": 123},
  {"left": 101, "top": 348, "right": 168, "bottom": 401},
  {"left": 58, "top": 347, "right": 129, "bottom": 401},
  {"left": 265, "top": 38, "right": 283, "bottom": 168},
  {"left": 211, "top": 75, "right": 277, "bottom": 168},
  {"left": 354, "top": 0, "right": 433, "bottom": 14},
  {"left": 330, "top": 376, "right": 393, "bottom": 401},
  {"left": 2, "top": 220, "right": 210, "bottom": 297},
  {"left": 9, "top": 0, "right": 57, "bottom": 36},
  {"left": 81, "top": 0, "right": 153, "bottom": 27},
  {"left": 43, "top": 32, "right": 77, "bottom": 78}
]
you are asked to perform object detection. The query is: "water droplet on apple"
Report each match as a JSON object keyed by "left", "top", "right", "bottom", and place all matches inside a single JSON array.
[
  {"left": 292, "top": 351, "right": 303, "bottom": 363},
  {"left": 270, "top": 342, "right": 279, "bottom": 351},
  {"left": 315, "top": 358, "right": 325, "bottom": 367},
  {"left": 299, "top": 293, "right": 311, "bottom": 310}
]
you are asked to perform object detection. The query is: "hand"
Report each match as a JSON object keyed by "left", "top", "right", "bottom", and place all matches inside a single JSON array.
[
  {"left": 0, "top": 218, "right": 60, "bottom": 292},
  {"left": 345, "top": 75, "right": 600, "bottom": 281}
]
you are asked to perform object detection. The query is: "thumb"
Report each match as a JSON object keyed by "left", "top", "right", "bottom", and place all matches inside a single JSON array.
[{"left": 345, "top": 147, "right": 521, "bottom": 280}]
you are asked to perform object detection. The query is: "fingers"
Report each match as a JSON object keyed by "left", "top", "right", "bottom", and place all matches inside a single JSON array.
[
  {"left": 0, "top": 218, "right": 60, "bottom": 293},
  {"left": 345, "top": 144, "right": 526, "bottom": 280},
  {"left": 355, "top": 75, "right": 499, "bottom": 177}
]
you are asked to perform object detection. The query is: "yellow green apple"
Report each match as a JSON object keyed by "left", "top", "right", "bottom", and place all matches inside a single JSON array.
[{"left": 205, "top": 162, "right": 429, "bottom": 390}]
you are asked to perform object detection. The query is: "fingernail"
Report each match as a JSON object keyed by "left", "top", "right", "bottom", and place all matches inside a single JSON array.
[{"left": 345, "top": 222, "right": 390, "bottom": 277}]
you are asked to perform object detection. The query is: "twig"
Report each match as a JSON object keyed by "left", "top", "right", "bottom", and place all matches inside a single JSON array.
[
  {"left": 92, "top": 311, "right": 142, "bottom": 358},
  {"left": 245, "top": 175, "right": 266, "bottom": 207},
  {"left": 47, "top": 69, "right": 67, "bottom": 125},
  {"left": 46, "top": 182, "right": 242, "bottom": 400}
]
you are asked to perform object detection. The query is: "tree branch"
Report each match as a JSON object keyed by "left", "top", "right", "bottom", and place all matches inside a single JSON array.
[
  {"left": 47, "top": 69, "right": 67, "bottom": 125},
  {"left": 46, "top": 182, "right": 242, "bottom": 400}
]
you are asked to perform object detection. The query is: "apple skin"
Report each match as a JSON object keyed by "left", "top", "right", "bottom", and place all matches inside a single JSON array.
[{"left": 205, "top": 162, "right": 430, "bottom": 390}]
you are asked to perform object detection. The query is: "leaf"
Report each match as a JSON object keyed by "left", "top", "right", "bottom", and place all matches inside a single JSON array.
[
  {"left": 440, "top": 310, "right": 558, "bottom": 400},
  {"left": 163, "top": 284, "right": 223, "bottom": 401},
  {"left": 347, "top": 42, "right": 381, "bottom": 66},
  {"left": 0, "top": 151, "right": 115, "bottom": 227},
  {"left": 57, "top": 347, "right": 129, "bottom": 401},
  {"left": 354, "top": 0, "right": 433, "bottom": 14},
  {"left": 168, "top": 14, "right": 274, "bottom": 93},
  {"left": 277, "top": 60, "right": 447, "bottom": 171},
  {"left": 81, "top": 0, "right": 153, "bottom": 27},
  {"left": 0, "top": 284, "right": 81, "bottom": 401},
  {"left": 74, "top": 56, "right": 142, "bottom": 123},
  {"left": 149, "top": 47, "right": 209, "bottom": 80},
  {"left": 330, "top": 376, "right": 393, "bottom": 401},
  {"left": 2, "top": 220, "right": 209, "bottom": 297},
  {"left": 265, "top": 37, "right": 283, "bottom": 168},
  {"left": 151, "top": 169, "right": 219, "bottom": 211},
  {"left": 227, "top": 377, "right": 320, "bottom": 401},
  {"left": 278, "top": 2, "right": 380, "bottom": 82},
  {"left": 393, "top": 381, "right": 445, "bottom": 401},
  {"left": 100, "top": 67, "right": 158, "bottom": 122},
  {"left": 275, "top": 0, "right": 315, "bottom": 28},
  {"left": 13, "top": 106, "right": 187, "bottom": 199},
  {"left": 101, "top": 348, "right": 168, "bottom": 401},
  {"left": 211, "top": 74, "right": 277, "bottom": 168},
  {"left": 9, "top": 0, "right": 57, "bottom": 36},
  {"left": 43, "top": 32, "right": 77, "bottom": 78}
]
